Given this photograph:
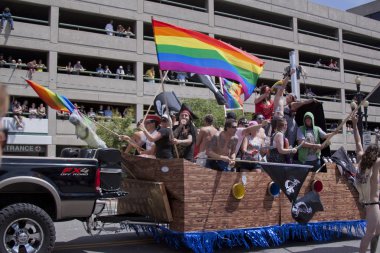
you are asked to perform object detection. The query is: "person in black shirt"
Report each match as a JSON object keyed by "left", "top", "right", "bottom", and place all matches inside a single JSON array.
[
  {"left": 172, "top": 104, "right": 197, "bottom": 161},
  {"left": 140, "top": 114, "right": 173, "bottom": 159}
]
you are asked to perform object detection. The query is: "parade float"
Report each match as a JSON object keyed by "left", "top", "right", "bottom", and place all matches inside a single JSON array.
[{"left": 117, "top": 154, "right": 365, "bottom": 253}]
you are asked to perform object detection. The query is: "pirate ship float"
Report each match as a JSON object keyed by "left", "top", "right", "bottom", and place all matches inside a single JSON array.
[{"left": 117, "top": 154, "right": 365, "bottom": 253}]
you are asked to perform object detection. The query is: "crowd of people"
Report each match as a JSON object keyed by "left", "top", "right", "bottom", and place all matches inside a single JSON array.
[
  {"left": 315, "top": 58, "right": 339, "bottom": 71},
  {"left": 8, "top": 99, "right": 47, "bottom": 129},
  {"left": 105, "top": 20, "right": 134, "bottom": 37},
  {"left": 62, "top": 61, "right": 134, "bottom": 79},
  {"left": 121, "top": 71, "right": 342, "bottom": 172},
  {"left": 0, "top": 54, "right": 46, "bottom": 80}
]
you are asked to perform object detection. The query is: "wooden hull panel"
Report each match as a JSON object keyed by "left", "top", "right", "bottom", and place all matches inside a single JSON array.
[{"left": 121, "top": 155, "right": 364, "bottom": 232}]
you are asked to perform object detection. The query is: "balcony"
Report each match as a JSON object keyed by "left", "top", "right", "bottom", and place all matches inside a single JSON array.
[
  {"left": 0, "top": 21, "right": 50, "bottom": 43},
  {"left": 56, "top": 73, "right": 137, "bottom": 94},
  {"left": 2, "top": 117, "right": 51, "bottom": 145},
  {"left": 344, "top": 73, "right": 380, "bottom": 93},
  {"left": 214, "top": 15, "right": 293, "bottom": 42},
  {"left": 0, "top": 68, "right": 49, "bottom": 88},
  {"left": 58, "top": 28, "right": 137, "bottom": 53},
  {"left": 298, "top": 33, "right": 339, "bottom": 51},
  {"left": 343, "top": 42, "right": 380, "bottom": 61}
]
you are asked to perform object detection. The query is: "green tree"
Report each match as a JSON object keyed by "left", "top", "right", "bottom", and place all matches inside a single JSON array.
[
  {"left": 181, "top": 98, "right": 246, "bottom": 129},
  {"left": 96, "top": 117, "right": 134, "bottom": 149}
]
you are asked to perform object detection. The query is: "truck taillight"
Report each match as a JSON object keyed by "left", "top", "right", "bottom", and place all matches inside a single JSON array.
[{"left": 95, "top": 168, "right": 101, "bottom": 193}]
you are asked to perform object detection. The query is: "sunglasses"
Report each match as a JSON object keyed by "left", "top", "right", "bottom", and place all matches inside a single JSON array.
[
  {"left": 229, "top": 126, "right": 237, "bottom": 129},
  {"left": 256, "top": 117, "right": 265, "bottom": 121}
]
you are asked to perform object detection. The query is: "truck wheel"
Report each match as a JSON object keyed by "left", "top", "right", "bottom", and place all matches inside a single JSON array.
[{"left": 0, "top": 203, "right": 55, "bottom": 253}]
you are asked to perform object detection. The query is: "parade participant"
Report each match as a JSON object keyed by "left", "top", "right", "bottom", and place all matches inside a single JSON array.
[
  {"left": 140, "top": 114, "right": 173, "bottom": 159},
  {"left": 0, "top": 84, "right": 9, "bottom": 161},
  {"left": 195, "top": 114, "right": 218, "bottom": 167},
  {"left": 121, "top": 115, "right": 160, "bottom": 156},
  {"left": 239, "top": 121, "right": 266, "bottom": 172},
  {"left": 268, "top": 118, "right": 297, "bottom": 163},
  {"left": 254, "top": 85, "right": 273, "bottom": 120},
  {"left": 272, "top": 69, "right": 316, "bottom": 147},
  {"left": 206, "top": 119, "right": 238, "bottom": 171},
  {"left": 297, "top": 112, "right": 335, "bottom": 171},
  {"left": 172, "top": 104, "right": 197, "bottom": 161},
  {"left": 351, "top": 114, "right": 380, "bottom": 253}
]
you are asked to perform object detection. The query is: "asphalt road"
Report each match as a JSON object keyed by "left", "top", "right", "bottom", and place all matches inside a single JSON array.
[{"left": 52, "top": 220, "right": 368, "bottom": 253}]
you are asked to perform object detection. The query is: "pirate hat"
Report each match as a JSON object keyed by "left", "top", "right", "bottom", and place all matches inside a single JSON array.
[
  {"left": 145, "top": 114, "right": 161, "bottom": 124},
  {"left": 178, "top": 103, "right": 198, "bottom": 120}
]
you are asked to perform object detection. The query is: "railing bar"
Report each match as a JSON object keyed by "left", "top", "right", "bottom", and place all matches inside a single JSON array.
[
  {"left": 298, "top": 28, "right": 338, "bottom": 41},
  {"left": 214, "top": 11, "right": 292, "bottom": 31},
  {"left": 0, "top": 14, "right": 49, "bottom": 25},
  {"left": 59, "top": 22, "right": 136, "bottom": 38},
  {"left": 343, "top": 39, "right": 380, "bottom": 51}
]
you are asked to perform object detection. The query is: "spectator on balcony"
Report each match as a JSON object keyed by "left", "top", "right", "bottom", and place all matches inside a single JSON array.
[
  {"left": 37, "top": 103, "right": 46, "bottom": 118},
  {"left": 28, "top": 103, "right": 37, "bottom": 119},
  {"left": 12, "top": 101, "right": 23, "bottom": 129},
  {"left": 1, "top": 7, "right": 14, "bottom": 30},
  {"left": 145, "top": 67, "right": 155, "bottom": 84},
  {"left": 105, "top": 20, "right": 114, "bottom": 36},
  {"left": 9, "top": 59, "right": 16, "bottom": 70},
  {"left": 104, "top": 65, "right": 112, "bottom": 77},
  {"left": 315, "top": 58, "right": 322, "bottom": 68},
  {"left": 16, "top": 59, "right": 23, "bottom": 69},
  {"left": 328, "top": 59, "right": 336, "bottom": 70},
  {"left": 305, "top": 87, "right": 316, "bottom": 98},
  {"left": 116, "top": 66, "right": 125, "bottom": 79},
  {"left": 36, "top": 59, "right": 46, "bottom": 72},
  {"left": 125, "top": 26, "right": 134, "bottom": 38},
  {"left": 332, "top": 60, "right": 339, "bottom": 70},
  {"left": 57, "top": 110, "right": 69, "bottom": 120},
  {"left": 96, "top": 64, "right": 104, "bottom": 77},
  {"left": 21, "top": 100, "right": 28, "bottom": 114},
  {"left": 126, "top": 65, "right": 133, "bottom": 76},
  {"left": 73, "top": 61, "right": 84, "bottom": 75},
  {"left": 104, "top": 105, "right": 113, "bottom": 121},
  {"left": 176, "top": 72, "right": 187, "bottom": 86},
  {"left": 66, "top": 62, "right": 73, "bottom": 74},
  {"left": 26, "top": 60, "right": 37, "bottom": 80},
  {"left": 0, "top": 54, "right": 6, "bottom": 67},
  {"left": 116, "top": 24, "right": 126, "bottom": 37},
  {"left": 97, "top": 105, "right": 104, "bottom": 117},
  {"left": 87, "top": 108, "right": 96, "bottom": 120},
  {"left": 114, "top": 109, "right": 122, "bottom": 118}
]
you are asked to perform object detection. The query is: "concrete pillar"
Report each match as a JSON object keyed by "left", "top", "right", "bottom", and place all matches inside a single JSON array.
[
  {"left": 136, "top": 61, "right": 144, "bottom": 96},
  {"left": 207, "top": 0, "right": 215, "bottom": 27},
  {"left": 136, "top": 103, "right": 144, "bottom": 121},
  {"left": 292, "top": 17, "right": 298, "bottom": 44},
  {"left": 50, "top": 6, "right": 59, "bottom": 44},
  {"left": 48, "top": 51, "right": 58, "bottom": 88},
  {"left": 136, "top": 20, "right": 144, "bottom": 55},
  {"left": 47, "top": 108, "right": 56, "bottom": 157},
  {"left": 137, "top": 0, "right": 144, "bottom": 14}
]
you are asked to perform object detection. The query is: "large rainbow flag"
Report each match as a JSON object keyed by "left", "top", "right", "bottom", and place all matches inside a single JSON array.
[
  {"left": 25, "top": 80, "right": 75, "bottom": 113},
  {"left": 223, "top": 79, "right": 244, "bottom": 110},
  {"left": 152, "top": 19, "right": 264, "bottom": 101}
]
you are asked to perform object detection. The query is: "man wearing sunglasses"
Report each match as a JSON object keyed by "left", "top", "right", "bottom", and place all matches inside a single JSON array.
[
  {"left": 206, "top": 119, "right": 238, "bottom": 171},
  {"left": 0, "top": 84, "right": 9, "bottom": 161}
]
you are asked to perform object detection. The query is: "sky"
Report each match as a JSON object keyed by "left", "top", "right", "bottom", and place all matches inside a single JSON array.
[{"left": 310, "top": 0, "right": 375, "bottom": 10}]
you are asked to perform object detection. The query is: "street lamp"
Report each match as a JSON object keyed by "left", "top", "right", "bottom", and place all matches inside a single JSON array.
[
  {"left": 354, "top": 76, "right": 363, "bottom": 141},
  {"left": 363, "top": 100, "right": 369, "bottom": 130}
]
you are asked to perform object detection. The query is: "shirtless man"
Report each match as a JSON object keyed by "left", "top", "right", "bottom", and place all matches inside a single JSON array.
[
  {"left": 195, "top": 114, "right": 218, "bottom": 167},
  {"left": 351, "top": 114, "right": 380, "bottom": 253},
  {"left": 206, "top": 119, "right": 238, "bottom": 171}
]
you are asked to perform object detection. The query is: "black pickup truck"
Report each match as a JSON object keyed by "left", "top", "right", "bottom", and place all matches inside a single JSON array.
[{"left": 0, "top": 148, "right": 123, "bottom": 253}]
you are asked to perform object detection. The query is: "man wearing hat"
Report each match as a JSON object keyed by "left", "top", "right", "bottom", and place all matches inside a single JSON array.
[
  {"left": 122, "top": 114, "right": 160, "bottom": 156},
  {"left": 172, "top": 103, "right": 197, "bottom": 161},
  {"left": 140, "top": 114, "right": 173, "bottom": 159}
]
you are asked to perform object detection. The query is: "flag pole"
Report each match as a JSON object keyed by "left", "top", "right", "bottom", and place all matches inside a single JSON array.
[
  {"left": 161, "top": 72, "right": 180, "bottom": 158},
  {"left": 219, "top": 77, "right": 227, "bottom": 117}
]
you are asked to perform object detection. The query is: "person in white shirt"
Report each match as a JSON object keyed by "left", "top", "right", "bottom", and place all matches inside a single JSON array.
[
  {"left": 116, "top": 66, "right": 125, "bottom": 79},
  {"left": 105, "top": 20, "right": 114, "bottom": 36}
]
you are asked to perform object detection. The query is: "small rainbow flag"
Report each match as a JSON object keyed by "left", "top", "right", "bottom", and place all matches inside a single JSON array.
[
  {"left": 152, "top": 19, "right": 264, "bottom": 101},
  {"left": 25, "top": 80, "right": 75, "bottom": 113},
  {"left": 223, "top": 79, "right": 244, "bottom": 110}
]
